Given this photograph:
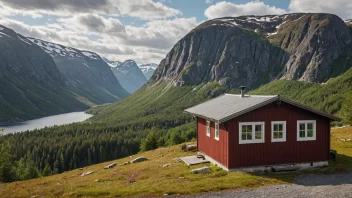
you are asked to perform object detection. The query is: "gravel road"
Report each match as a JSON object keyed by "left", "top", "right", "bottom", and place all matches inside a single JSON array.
[{"left": 183, "top": 171, "right": 352, "bottom": 198}]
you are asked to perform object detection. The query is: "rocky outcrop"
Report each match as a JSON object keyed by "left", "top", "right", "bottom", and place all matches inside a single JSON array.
[
  {"left": 0, "top": 25, "right": 87, "bottom": 122},
  {"left": 29, "top": 38, "right": 129, "bottom": 104},
  {"left": 111, "top": 60, "right": 148, "bottom": 93},
  {"left": 152, "top": 13, "right": 352, "bottom": 88}
]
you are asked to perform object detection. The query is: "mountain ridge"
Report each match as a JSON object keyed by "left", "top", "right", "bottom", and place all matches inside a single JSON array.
[{"left": 151, "top": 13, "right": 352, "bottom": 89}]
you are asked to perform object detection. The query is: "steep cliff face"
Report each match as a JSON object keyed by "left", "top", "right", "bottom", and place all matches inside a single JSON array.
[
  {"left": 28, "top": 38, "right": 129, "bottom": 104},
  {"left": 111, "top": 60, "right": 147, "bottom": 93},
  {"left": 0, "top": 25, "right": 87, "bottom": 122},
  {"left": 152, "top": 13, "right": 352, "bottom": 88}
]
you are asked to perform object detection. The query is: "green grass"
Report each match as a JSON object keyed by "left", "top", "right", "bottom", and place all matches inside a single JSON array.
[
  {"left": 250, "top": 67, "right": 352, "bottom": 125},
  {"left": 1, "top": 127, "right": 351, "bottom": 198}
]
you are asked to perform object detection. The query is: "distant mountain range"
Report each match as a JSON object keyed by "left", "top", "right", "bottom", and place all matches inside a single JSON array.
[
  {"left": 139, "top": 63, "right": 158, "bottom": 79},
  {"left": 0, "top": 25, "right": 129, "bottom": 122},
  {"left": 103, "top": 58, "right": 158, "bottom": 93}
]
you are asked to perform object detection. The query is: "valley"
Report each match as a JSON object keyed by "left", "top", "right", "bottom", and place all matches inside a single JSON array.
[{"left": 1, "top": 11, "right": 352, "bottom": 197}]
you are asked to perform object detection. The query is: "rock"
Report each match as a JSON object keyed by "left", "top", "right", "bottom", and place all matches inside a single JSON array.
[
  {"left": 185, "top": 144, "right": 197, "bottom": 152},
  {"left": 130, "top": 157, "right": 148, "bottom": 163},
  {"left": 191, "top": 166, "right": 212, "bottom": 174},
  {"left": 81, "top": 171, "right": 94, "bottom": 177},
  {"left": 104, "top": 162, "right": 117, "bottom": 169},
  {"left": 163, "top": 163, "right": 171, "bottom": 168},
  {"left": 346, "top": 139, "right": 351, "bottom": 142},
  {"left": 95, "top": 179, "right": 104, "bottom": 182},
  {"left": 121, "top": 162, "right": 130, "bottom": 166}
]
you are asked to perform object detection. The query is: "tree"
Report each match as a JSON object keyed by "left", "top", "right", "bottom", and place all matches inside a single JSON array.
[
  {"left": 42, "top": 164, "right": 51, "bottom": 177},
  {"left": 140, "top": 128, "right": 158, "bottom": 152},
  {"left": 0, "top": 143, "right": 15, "bottom": 182}
]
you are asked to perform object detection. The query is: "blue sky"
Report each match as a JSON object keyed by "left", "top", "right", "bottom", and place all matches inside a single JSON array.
[{"left": 0, "top": 0, "right": 350, "bottom": 64}]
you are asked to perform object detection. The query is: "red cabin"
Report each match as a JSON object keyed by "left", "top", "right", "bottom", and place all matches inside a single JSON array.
[{"left": 185, "top": 92, "right": 341, "bottom": 172}]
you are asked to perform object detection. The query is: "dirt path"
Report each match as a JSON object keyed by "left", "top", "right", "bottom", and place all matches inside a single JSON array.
[{"left": 183, "top": 171, "right": 352, "bottom": 198}]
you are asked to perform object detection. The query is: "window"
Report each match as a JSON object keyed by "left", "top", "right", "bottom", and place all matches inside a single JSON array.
[
  {"left": 215, "top": 123, "right": 219, "bottom": 140},
  {"left": 297, "top": 120, "right": 316, "bottom": 141},
  {"left": 239, "top": 122, "right": 265, "bottom": 144},
  {"left": 271, "top": 121, "right": 286, "bottom": 142},
  {"left": 206, "top": 120, "right": 210, "bottom": 137}
]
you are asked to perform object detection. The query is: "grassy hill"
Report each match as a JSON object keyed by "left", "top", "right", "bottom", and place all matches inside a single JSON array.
[
  {"left": 1, "top": 127, "right": 351, "bottom": 197},
  {"left": 250, "top": 67, "right": 352, "bottom": 124}
]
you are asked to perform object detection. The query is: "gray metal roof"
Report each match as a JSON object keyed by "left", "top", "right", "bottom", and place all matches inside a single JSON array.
[{"left": 184, "top": 94, "right": 341, "bottom": 123}]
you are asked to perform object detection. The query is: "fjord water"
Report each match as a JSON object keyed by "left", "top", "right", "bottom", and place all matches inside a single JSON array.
[{"left": 1, "top": 112, "right": 92, "bottom": 135}]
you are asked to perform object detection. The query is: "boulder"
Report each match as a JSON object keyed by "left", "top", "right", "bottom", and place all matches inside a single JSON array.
[
  {"left": 163, "top": 163, "right": 171, "bottom": 168},
  {"left": 191, "top": 166, "right": 212, "bottom": 174},
  {"left": 182, "top": 144, "right": 197, "bottom": 152},
  {"left": 104, "top": 162, "right": 117, "bottom": 169},
  {"left": 81, "top": 171, "right": 94, "bottom": 177},
  {"left": 131, "top": 157, "right": 148, "bottom": 163}
]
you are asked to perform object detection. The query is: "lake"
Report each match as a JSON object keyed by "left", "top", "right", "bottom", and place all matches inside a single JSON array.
[{"left": 0, "top": 112, "right": 92, "bottom": 135}]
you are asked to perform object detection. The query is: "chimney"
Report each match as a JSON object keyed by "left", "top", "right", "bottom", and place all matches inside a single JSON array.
[{"left": 240, "top": 86, "right": 246, "bottom": 97}]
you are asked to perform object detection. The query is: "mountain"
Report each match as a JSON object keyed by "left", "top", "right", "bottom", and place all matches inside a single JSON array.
[
  {"left": 152, "top": 13, "right": 351, "bottom": 88},
  {"left": 139, "top": 63, "right": 158, "bottom": 79},
  {"left": 28, "top": 38, "right": 129, "bottom": 105},
  {"left": 110, "top": 60, "right": 148, "bottom": 93},
  {"left": 92, "top": 13, "right": 352, "bottom": 126},
  {"left": 103, "top": 57, "right": 121, "bottom": 68},
  {"left": 0, "top": 25, "right": 87, "bottom": 123}
]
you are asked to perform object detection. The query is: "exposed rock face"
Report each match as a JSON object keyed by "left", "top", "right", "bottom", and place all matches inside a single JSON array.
[
  {"left": 152, "top": 13, "right": 352, "bottom": 88},
  {"left": 139, "top": 63, "right": 158, "bottom": 79},
  {"left": 0, "top": 25, "right": 87, "bottom": 122},
  {"left": 28, "top": 38, "right": 129, "bottom": 104},
  {"left": 111, "top": 60, "right": 148, "bottom": 93}
]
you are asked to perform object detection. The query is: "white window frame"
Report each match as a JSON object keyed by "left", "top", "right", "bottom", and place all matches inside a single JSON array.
[
  {"left": 215, "top": 122, "right": 220, "bottom": 141},
  {"left": 239, "top": 122, "right": 265, "bottom": 144},
  {"left": 297, "top": 120, "right": 316, "bottom": 141},
  {"left": 206, "top": 120, "right": 210, "bottom": 137},
  {"left": 271, "top": 121, "right": 286, "bottom": 142}
]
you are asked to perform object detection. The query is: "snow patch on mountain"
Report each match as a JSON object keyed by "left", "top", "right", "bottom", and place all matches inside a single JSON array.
[
  {"left": 139, "top": 63, "right": 158, "bottom": 79},
  {"left": 28, "top": 38, "right": 102, "bottom": 60}
]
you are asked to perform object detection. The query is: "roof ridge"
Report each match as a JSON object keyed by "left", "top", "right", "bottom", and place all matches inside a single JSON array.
[{"left": 224, "top": 93, "right": 278, "bottom": 97}]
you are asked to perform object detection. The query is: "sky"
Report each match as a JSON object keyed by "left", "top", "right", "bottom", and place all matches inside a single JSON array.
[{"left": 0, "top": 0, "right": 351, "bottom": 65}]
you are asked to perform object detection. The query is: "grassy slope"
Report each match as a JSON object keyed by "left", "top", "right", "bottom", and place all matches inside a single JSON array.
[
  {"left": 88, "top": 82, "right": 231, "bottom": 128},
  {"left": 1, "top": 127, "right": 351, "bottom": 198},
  {"left": 250, "top": 67, "right": 352, "bottom": 123}
]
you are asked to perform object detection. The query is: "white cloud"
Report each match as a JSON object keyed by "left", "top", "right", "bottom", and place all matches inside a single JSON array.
[
  {"left": 58, "top": 14, "right": 125, "bottom": 34},
  {"left": 289, "top": 0, "right": 352, "bottom": 19},
  {"left": 115, "top": 0, "right": 182, "bottom": 20},
  {"left": 205, "top": 0, "right": 213, "bottom": 4},
  {"left": 204, "top": 1, "right": 287, "bottom": 19},
  {"left": 0, "top": 1, "right": 116, "bottom": 17},
  {"left": 0, "top": 0, "right": 182, "bottom": 21}
]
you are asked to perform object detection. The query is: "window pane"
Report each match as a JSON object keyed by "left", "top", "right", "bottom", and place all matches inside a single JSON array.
[
  {"left": 274, "top": 132, "right": 278, "bottom": 139},
  {"left": 274, "top": 124, "right": 278, "bottom": 131},
  {"left": 299, "top": 130, "right": 305, "bottom": 138},
  {"left": 242, "top": 134, "right": 247, "bottom": 140},
  {"left": 255, "top": 132, "right": 261, "bottom": 139},
  {"left": 307, "top": 129, "right": 313, "bottom": 137},
  {"left": 307, "top": 123, "right": 313, "bottom": 130},
  {"left": 242, "top": 125, "right": 246, "bottom": 132},
  {"left": 247, "top": 133, "right": 252, "bottom": 140},
  {"left": 278, "top": 124, "right": 283, "bottom": 131},
  {"left": 247, "top": 125, "right": 252, "bottom": 132},
  {"left": 300, "top": 123, "right": 305, "bottom": 131},
  {"left": 255, "top": 125, "right": 262, "bottom": 132},
  {"left": 278, "top": 132, "right": 283, "bottom": 138}
]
